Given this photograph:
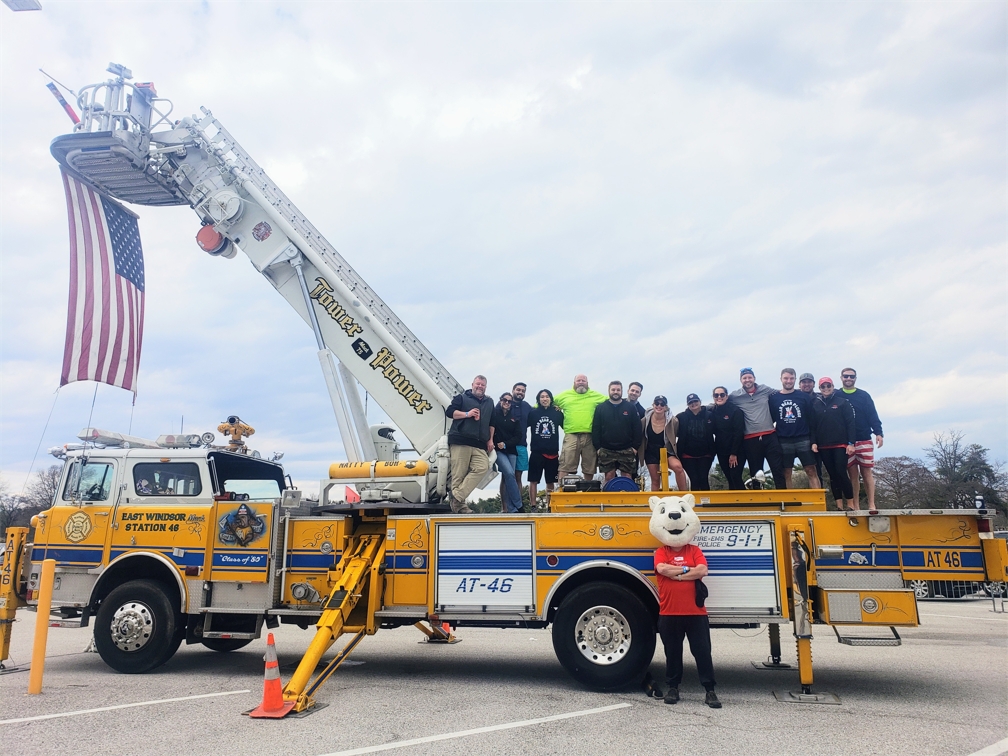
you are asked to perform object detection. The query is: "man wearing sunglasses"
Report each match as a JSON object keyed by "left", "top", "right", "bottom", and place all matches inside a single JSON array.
[
  {"left": 839, "top": 369, "right": 884, "bottom": 515},
  {"left": 729, "top": 368, "right": 787, "bottom": 489},
  {"left": 810, "top": 377, "right": 857, "bottom": 511}
]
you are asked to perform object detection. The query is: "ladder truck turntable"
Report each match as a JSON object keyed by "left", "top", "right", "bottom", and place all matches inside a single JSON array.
[{"left": 2, "top": 63, "right": 1006, "bottom": 715}]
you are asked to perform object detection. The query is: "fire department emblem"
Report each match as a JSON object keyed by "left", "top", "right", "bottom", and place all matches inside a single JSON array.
[
  {"left": 64, "top": 511, "right": 93, "bottom": 543},
  {"left": 218, "top": 503, "right": 266, "bottom": 547},
  {"left": 251, "top": 221, "right": 272, "bottom": 242}
]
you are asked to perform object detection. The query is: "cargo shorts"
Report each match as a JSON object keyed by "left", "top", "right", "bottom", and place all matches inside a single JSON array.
[
  {"left": 597, "top": 447, "right": 638, "bottom": 475},
  {"left": 559, "top": 432, "right": 596, "bottom": 476}
]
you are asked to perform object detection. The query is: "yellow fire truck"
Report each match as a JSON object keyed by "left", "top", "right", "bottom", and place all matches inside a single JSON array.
[
  {"left": 3, "top": 63, "right": 1006, "bottom": 716},
  {"left": 2, "top": 442, "right": 1006, "bottom": 714}
]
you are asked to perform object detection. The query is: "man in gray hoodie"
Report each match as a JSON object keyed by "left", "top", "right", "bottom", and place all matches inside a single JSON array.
[{"left": 729, "top": 368, "right": 786, "bottom": 489}]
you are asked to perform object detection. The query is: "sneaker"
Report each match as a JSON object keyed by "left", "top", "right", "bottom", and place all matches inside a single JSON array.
[
  {"left": 705, "top": 690, "right": 722, "bottom": 708},
  {"left": 664, "top": 688, "right": 679, "bottom": 705}
]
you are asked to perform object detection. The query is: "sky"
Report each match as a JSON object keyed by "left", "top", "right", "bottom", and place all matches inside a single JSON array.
[{"left": 1, "top": 2, "right": 1005, "bottom": 495}]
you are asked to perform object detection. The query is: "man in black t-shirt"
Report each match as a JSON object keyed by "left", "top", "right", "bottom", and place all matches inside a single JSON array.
[{"left": 527, "top": 389, "right": 564, "bottom": 505}]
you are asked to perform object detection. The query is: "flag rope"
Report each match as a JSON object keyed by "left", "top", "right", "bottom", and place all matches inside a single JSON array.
[
  {"left": 86, "top": 383, "right": 99, "bottom": 435},
  {"left": 18, "top": 387, "right": 61, "bottom": 499}
]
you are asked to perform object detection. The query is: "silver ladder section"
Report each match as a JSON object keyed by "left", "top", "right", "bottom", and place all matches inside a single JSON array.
[{"left": 192, "top": 110, "right": 464, "bottom": 404}]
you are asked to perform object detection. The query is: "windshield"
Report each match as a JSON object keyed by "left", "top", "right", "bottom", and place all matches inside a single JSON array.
[
  {"left": 222, "top": 479, "right": 282, "bottom": 500},
  {"left": 208, "top": 451, "right": 285, "bottom": 500},
  {"left": 62, "top": 460, "right": 115, "bottom": 502}
]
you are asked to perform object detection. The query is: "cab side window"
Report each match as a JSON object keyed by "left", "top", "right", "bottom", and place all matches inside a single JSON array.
[
  {"left": 133, "top": 462, "right": 203, "bottom": 497},
  {"left": 62, "top": 461, "right": 115, "bottom": 502}
]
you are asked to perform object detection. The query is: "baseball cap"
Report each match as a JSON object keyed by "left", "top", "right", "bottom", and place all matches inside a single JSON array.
[
  {"left": 819, "top": 376, "right": 833, "bottom": 387},
  {"left": 686, "top": 393, "right": 701, "bottom": 404},
  {"left": 799, "top": 372, "right": 814, "bottom": 382},
  {"left": 653, "top": 395, "right": 668, "bottom": 406},
  {"left": 740, "top": 367, "right": 755, "bottom": 377}
]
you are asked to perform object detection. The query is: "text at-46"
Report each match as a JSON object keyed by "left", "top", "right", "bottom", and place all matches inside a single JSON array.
[
  {"left": 927, "top": 550, "right": 963, "bottom": 568},
  {"left": 455, "top": 577, "right": 514, "bottom": 593}
]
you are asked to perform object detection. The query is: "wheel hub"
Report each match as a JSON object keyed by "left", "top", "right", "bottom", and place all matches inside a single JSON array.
[
  {"left": 575, "top": 605, "right": 631, "bottom": 665},
  {"left": 109, "top": 601, "right": 154, "bottom": 652}
]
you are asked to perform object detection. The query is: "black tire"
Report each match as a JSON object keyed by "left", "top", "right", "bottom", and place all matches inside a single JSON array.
[
  {"left": 907, "top": 579, "right": 932, "bottom": 600},
  {"left": 157, "top": 622, "right": 186, "bottom": 667},
  {"left": 93, "top": 579, "right": 179, "bottom": 674},
  {"left": 981, "top": 582, "right": 1007, "bottom": 598},
  {"left": 552, "top": 582, "right": 656, "bottom": 691},
  {"left": 202, "top": 638, "right": 253, "bottom": 652}
]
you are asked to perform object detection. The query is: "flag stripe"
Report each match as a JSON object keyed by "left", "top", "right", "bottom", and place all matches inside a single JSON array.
[
  {"left": 135, "top": 288, "right": 145, "bottom": 387},
  {"left": 60, "top": 170, "right": 144, "bottom": 395},
  {"left": 124, "top": 284, "right": 136, "bottom": 392},
  {"left": 106, "top": 274, "right": 125, "bottom": 387},
  {"left": 61, "top": 172, "right": 79, "bottom": 386},
  {"left": 89, "top": 189, "right": 112, "bottom": 382},
  {"left": 75, "top": 178, "right": 95, "bottom": 381}
]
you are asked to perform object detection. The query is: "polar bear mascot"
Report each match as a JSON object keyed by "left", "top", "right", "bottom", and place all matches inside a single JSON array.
[
  {"left": 648, "top": 493, "right": 722, "bottom": 709},
  {"left": 649, "top": 493, "right": 701, "bottom": 547}
]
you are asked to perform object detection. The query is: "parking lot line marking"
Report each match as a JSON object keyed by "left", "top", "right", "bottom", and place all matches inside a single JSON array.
[
  {"left": 0, "top": 689, "right": 251, "bottom": 725},
  {"left": 319, "top": 702, "right": 633, "bottom": 756},
  {"left": 968, "top": 735, "right": 1008, "bottom": 756},
  {"left": 919, "top": 612, "right": 1008, "bottom": 622}
]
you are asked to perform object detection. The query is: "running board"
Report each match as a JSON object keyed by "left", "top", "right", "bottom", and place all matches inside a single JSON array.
[{"left": 833, "top": 626, "right": 901, "bottom": 646}]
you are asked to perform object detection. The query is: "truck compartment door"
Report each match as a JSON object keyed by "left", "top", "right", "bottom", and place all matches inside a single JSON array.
[
  {"left": 209, "top": 501, "right": 274, "bottom": 583},
  {"left": 434, "top": 522, "right": 535, "bottom": 613}
]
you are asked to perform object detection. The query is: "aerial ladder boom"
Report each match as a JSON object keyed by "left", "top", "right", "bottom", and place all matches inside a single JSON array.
[{"left": 50, "top": 65, "right": 468, "bottom": 501}]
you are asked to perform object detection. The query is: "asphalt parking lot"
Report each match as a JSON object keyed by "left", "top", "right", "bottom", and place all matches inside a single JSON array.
[{"left": 2, "top": 599, "right": 1006, "bottom": 756}]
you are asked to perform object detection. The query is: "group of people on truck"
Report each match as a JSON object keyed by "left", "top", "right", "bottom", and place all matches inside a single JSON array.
[{"left": 445, "top": 367, "right": 884, "bottom": 514}]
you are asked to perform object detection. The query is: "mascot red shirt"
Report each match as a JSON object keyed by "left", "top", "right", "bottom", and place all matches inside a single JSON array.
[{"left": 650, "top": 494, "right": 708, "bottom": 616}]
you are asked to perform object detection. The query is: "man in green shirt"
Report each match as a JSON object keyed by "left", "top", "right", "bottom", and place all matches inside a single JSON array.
[{"left": 553, "top": 374, "right": 607, "bottom": 479}]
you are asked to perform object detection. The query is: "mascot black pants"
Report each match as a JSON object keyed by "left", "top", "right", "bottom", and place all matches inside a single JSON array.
[{"left": 658, "top": 615, "right": 716, "bottom": 690}]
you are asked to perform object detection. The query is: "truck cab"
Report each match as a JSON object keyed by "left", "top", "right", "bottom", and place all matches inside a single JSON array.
[{"left": 29, "top": 443, "right": 288, "bottom": 672}]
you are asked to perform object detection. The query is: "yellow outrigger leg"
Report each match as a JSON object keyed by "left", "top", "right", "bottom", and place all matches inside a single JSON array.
[
  {"left": 282, "top": 523, "right": 386, "bottom": 714},
  {"left": 773, "top": 528, "right": 839, "bottom": 705},
  {"left": 1, "top": 528, "right": 30, "bottom": 672}
]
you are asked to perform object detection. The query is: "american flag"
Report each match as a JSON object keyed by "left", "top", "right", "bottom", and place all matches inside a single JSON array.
[{"left": 60, "top": 170, "right": 145, "bottom": 393}]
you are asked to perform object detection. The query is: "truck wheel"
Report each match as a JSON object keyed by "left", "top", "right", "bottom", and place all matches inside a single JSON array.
[
  {"left": 907, "top": 579, "right": 931, "bottom": 599},
  {"left": 982, "top": 581, "right": 1007, "bottom": 598},
  {"left": 202, "top": 638, "right": 252, "bottom": 652},
  {"left": 94, "top": 580, "right": 179, "bottom": 674},
  {"left": 552, "top": 582, "right": 655, "bottom": 690},
  {"left": 158, "top": 623, "right": 186, "bottom": 667}
]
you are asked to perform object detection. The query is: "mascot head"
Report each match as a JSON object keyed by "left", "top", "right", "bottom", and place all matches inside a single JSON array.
[{"left": 649, "top": 494, "right": 701, "bottom": 548}]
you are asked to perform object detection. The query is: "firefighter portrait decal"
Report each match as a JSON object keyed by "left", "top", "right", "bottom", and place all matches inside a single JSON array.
[{"left": 218, "top": 503, "right": 266, "bottom": 547}]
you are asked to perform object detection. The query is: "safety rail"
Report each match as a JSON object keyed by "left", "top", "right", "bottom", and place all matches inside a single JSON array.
[{"left": 184, "top": 109, "right": 464, "bottom": 403}]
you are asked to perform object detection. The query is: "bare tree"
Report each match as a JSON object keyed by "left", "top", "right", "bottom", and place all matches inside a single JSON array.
[
  {"left": 0, "top": 466, "right": 63, "bottom": 538},
  {"left": 24, "top": 465, "right": 61, "bottom": 513},
  {"left": 874, "top": 456, "right": 935, "bottom": 509},
  {"left": 0, "top": 478, "right": 24, "bottom": 539},
  {"left": 926, "top": 431, "right": 1006, "bottom": 509}
]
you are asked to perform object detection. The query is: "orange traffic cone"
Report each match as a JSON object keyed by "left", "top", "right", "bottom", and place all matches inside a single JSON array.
[{"left": 249, "top": 633, "right": 294, "bottom": 718}]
